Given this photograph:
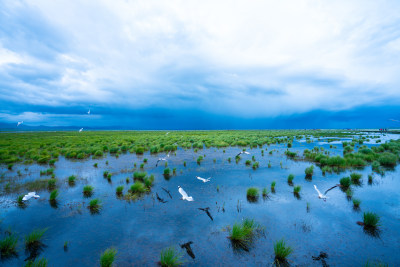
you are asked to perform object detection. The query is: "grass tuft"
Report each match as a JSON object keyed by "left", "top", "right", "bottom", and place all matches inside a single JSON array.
[
  {"left": 363, "top": 212, "right": 380, "bottom": 228},
  {"left": 89, "top": 198, "right": 102, "bottom": 213},
  {"left": 0, "top": 232, "right": 18, "bottom": 257},
  {"left": 100, "top": 247, "right": 117, "bottom": 267},
  {"left": 160, "top": 247, "right": 183, "bottom": 267},
  {"left": 83, "top": 185, "right": 94, "bottom": 197},
  {"left": 274, "top": 239, "right": 293, "bottom": 262},
  {"left": 246, "top": 187, "right": 259, "bottom": 201},
  {"left": 229, "top": 218, "right": 262, "bottom": 250},
  {"left": 25, "top": 228, "right": 47, "bottom": 250}
]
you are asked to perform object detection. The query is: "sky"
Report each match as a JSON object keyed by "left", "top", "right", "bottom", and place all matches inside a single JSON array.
[{"left": 1, "top": 0, "right": 400, "bottom": 129}]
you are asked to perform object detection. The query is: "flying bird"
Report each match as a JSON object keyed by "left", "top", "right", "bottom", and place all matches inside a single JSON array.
[
  {"left": 236, "top": 151, "right": 250, "bottom": 157},
  {"left": 178, "top": 186, "right": 194, "bottom": 201},
  {"left": 161, "top": 187, "right": 172, "bottom": 199},
  {"left": 180, "top": 241, "right": 195, "bottom": 259},
  {"left": 22, "top": 192, "right": 40, "bottom": 201},
  {"left": 17, "top": 121, "right": 23, "bottom": 127},
  {"left": 87, "top": 109, "right": 90, "bottom": 115},
  {"left": 198, "top": 207, "right": 213, "bottom": 221},
  {"left": 313, "top": 185, "right": 339, "bottom": 201},
  {"left": 156, "top": 152, "right": 170, "bottom": 167},
  {"left": 156, "top": 193, "right": 168, "bottom": 203},
  {"left": 79, "top": 128, "right": 83, "bottom": 132},
  {"left": 196, "top": 176, "right": 211, "bottom": 183}
]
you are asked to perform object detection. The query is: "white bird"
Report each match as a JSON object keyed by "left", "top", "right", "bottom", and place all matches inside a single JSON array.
[
  {"left": 166, "top": 132, "right": 170, "bottom": 135},
  {"left": 22, "top": 192, "right": 40, "bottom": 201},
  {"left": 79, "top": 128, "right": 83, "bottom": 132},
  {"left": 236, "top": 151, "right": 250, "bottom": 157},
  {"left": 156, "top": 152, "right": 170, "bottom": 166},
  {"left": 313, "top": 185, "right": 339, "bottom": 201},
  {"left": 178, "top": 186, "right": 194, "bottom": 201},
  {"left": 196, "top": 176, "right": 211, "bottom": 183},
  {"left": 87, "top": 109, "right": 90, "bottom": 115},
  {"left": 17, "top": 121, "right": 23, "bottom": 127}
]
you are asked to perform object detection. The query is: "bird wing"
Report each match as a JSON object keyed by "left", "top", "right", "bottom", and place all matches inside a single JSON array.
[
  {"left": 186, "top": 196, "right": 194, "bottom": 201},
  {"left": 324, "top": 185, "right": 339, "bottom": 195},
  {"left": 313, "top": 185, "right": 322, "bottom": 197},
  {"left": 179, "top": 187, "right": 189, "bottom": 198},
  {"left": 244, "top": 152, "right": 250, "bottom": 154},
  {"left": 196, "top": 176, "right": 204, "bottom": 182}
]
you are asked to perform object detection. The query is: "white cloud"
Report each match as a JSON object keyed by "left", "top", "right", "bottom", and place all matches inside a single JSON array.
[{"left": 1, "top": 0, "right": 400, "bottom": 118}]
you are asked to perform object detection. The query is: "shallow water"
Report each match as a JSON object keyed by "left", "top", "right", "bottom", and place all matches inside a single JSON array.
[{"left": 1, "top": 133, "right": 400, "bottom": 266}]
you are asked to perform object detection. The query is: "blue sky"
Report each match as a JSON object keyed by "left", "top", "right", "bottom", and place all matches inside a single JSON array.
[{"left": 1, "top": 0, "right": 400, "bottom": 129}]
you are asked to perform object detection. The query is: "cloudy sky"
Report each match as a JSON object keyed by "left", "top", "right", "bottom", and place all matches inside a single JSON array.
[{"left": 1, "top": 0, "right": 400, "bottom": 129}]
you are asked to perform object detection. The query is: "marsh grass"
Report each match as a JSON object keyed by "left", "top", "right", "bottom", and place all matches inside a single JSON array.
[
  {"left": 252, "top": 162, "right": 259, "bottom": 169},
  {"left": 47, "top": 179, "right": 56, "bottom": 190},
  {"left": 163, "top": 168, "right": 171, "bottom": 178},
  {"left": 116, "top": 186, "right": 124, "bottom": 196},
  {"left": 346, "top": 188, "right": 353, "bottom": 200},
  {"left": 24, "top": 257, "right": 48, "bottom": 267},
  {"left": 350, "top": 173, "right": 362, "bottom": 185},
  {"left": 273, "top": 239, "right": 293, "bottom": 262},
  {"left": 262, "top": 188, "right": 269, "bottom": 198},
  {"left": 0, "top": 232, "right": 18, "bottom": 257},
  {"left": 130, "top": 181, "right": 147, "bottom": 194},
  {"left": 287, "top": 174, "right": 294, "bottom": 185},
  {"left": 100, "top": 248, "right": 117, "bottom": 267},
  {"left": 160, "top": 247, "right": 183, "bottom": 267},
  {"left": 368, "top": 174, "right": 373, "bottom": 185},
  {"left": 363, "top": 212, "right": 380, "bottom": 228},
  {"left": 133, "top": 171, "right": 147, "bottom": 181},
  {"left": 353, "top": 198, "right": 361, "bottom": 208},
  {"left": 340, "top": 177, "right": 351, "bottom": 188},
  {"left": 83, "top": 185, "right": 94, "bottom": 197},
  {"left": 89, "top": 198, "right": 102, "bottom": 213},
  {"left": 49, "top": 189, "right": 59, "bottom": 201},
  {"left": 305, "top": 165, "right": 314, "bottom": 178},
  {"left": 68, "top": 175, "right": 76, "bottom": 186},
  {"left": 25, "top": 228, "right": 47, "bottom": 250},
  {"left": 229, "top": 218, "right": 262, "bottom": 250},
  {"left": 271, "top": 181, "right": 276, "bottom": 192},
  {"left": 293, "top": 185, "right": 301, "bottom": 194},
  {"left": 246, "top": 187, "right": 259, "bottom": 202}
]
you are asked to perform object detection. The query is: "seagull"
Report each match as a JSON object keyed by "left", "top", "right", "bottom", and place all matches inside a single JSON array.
[
  {"left": 79, "top": 128, "right": 83, "bottom": 132},
  {"left": 156, "top": 192, "right": 168, "bottom": 203},
  {"left": 196, "top": 176, "right": 211, "bottom": 183},
  {"left": 87, "top": 109, "right": 90, "bottom": 115},
  {"left": 180, "top": 241, "right": 195, "bottom": 259},
  {"left": 236, "top": 151, "right": 250, "bottom": 157},
  {"left": 22, "top": 192, "right": 40, "bottom": 201},
  {"left": 156, "top": 152, "right": 170, "bottom": 167},
  {"left": 161, "top": 187, "right": 172, "bottom": 199},
  {"left": 198, "top": 207, "right": 213, "bottom": 221},
  {"left": 313, "top": 185, "right": 339, "bottom": 201},
  {"left": 17, "top": 121, "right": 23, "bottom": 127},
  {"left": 178, "top": 186, "right": 194, "bottom": 201}
]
